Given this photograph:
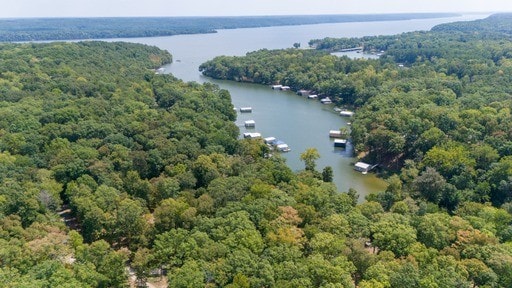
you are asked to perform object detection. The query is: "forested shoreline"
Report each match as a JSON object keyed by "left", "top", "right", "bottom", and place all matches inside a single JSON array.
[
  {"left": 1, "top": 17, "right": 512, "bottom": 287},
  {"left": 200, "top": 13, "right": 512, "bottom": 208},
  {"left": 0, "top": 13, "right": 458, "bottom": 42}
]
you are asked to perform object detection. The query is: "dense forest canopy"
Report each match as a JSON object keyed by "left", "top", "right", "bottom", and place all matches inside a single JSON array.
[
  {"left": 432, "top": 13, "right": 512, "bottom": 35},
  {"left": 0, "top": 17, "right": 512, "bottom": 287},
  {"left": 0, "top": 13, "right": 458, "bottom": 42}
]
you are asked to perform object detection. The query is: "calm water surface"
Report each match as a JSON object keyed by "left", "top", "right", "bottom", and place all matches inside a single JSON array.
[{"left": 118, "top": 14, "right": 488, "bottom": 199}]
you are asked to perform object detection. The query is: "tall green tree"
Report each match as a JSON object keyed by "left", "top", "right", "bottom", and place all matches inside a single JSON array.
[{"left": 300, "top": 148, "right": 320, "bottom": 172}]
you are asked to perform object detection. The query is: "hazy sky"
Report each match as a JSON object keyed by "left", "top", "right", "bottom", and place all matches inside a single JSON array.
[{"left": 3, "top": 0, "right": 512, "bottom": 18}]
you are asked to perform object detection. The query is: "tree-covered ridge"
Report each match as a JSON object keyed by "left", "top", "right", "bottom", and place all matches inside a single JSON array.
[
  {"left": 1, "top": 42, "right": 512, "bottom": 287},
  {"left": 309, "top": 13, "right": 512, "bottom": 63},
  {"left": 309, "top": 29, "right": 512, "bottom": 65},
  {"left": 432, "top": 13, "right": 512, "bottom": 35},
  {"left": 199, "top": 48, "right": 382, "bottom": 106},
  {"left": 0, "top": 13, "right": 458, "bottom": 42}
]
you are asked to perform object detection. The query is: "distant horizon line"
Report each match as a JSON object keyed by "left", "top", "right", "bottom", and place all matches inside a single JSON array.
[{"left": 0, "top": 11, "right": 497, "bottom": 20}]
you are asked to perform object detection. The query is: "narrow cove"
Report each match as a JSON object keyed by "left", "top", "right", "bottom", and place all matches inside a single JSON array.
[{"left": 118, "top": 13, "right": 487, "bottom": 199}]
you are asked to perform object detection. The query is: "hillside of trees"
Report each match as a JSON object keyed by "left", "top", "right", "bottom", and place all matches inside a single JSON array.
[
  {"left": 0, "top": 39, "right": 511, "bottom": 287},
  {"left": 0, "top": 13, "right": 458, "bottom": 42},
  {"left": 432, "top": 13, "right": 512, "bottom": 35}
]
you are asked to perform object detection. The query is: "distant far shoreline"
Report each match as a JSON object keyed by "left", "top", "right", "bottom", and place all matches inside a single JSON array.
[{"left": 0, "top": 13, "right": 461, "bottom": 42}]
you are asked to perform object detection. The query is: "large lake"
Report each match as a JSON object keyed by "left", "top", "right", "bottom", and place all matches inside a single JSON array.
[{"left": 114, "top": 14, "right": 488, "bottom": 199}]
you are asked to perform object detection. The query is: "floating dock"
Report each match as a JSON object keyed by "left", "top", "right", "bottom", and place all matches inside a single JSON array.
[
  {"left": 275, "top": 140, "right": 291, "bottom": 152},
  {"left": 340, "top": 110, "right": 355, "bottom": 117},
  {"left": 320, "top": 97, "right": 332, "bottom": 104},
  {"left": 264, "top": 137, "right": 277, "bottom": 145},
  {"left": 244, "top": 120, "right": 256, "bottom": 128},
  {"left": 329, "top": 130, "right": 342, "bottom": 138},
  {"left": 334, "top": 139, "right": 347, "bottom": 148},
  {"left": 354, "top": 162, "right": 378, "bottom": 174},
  {"left": 263, "top": 137, "right": 290, "bottom": 152},
  {"left": 243, "top": 132, "right": 261, "bottom": 139}
]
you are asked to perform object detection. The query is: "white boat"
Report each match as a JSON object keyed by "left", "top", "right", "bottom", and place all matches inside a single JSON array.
[
  {"left": 239, "top": 107, "right": 252, "bottom": 113},
  {"left": 340, "top": 110, "right": 354, "bottom": 117}
]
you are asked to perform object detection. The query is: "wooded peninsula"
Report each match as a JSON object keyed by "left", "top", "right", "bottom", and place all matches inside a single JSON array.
[
  {"left": 1, "top": 14, "right": 512, "bottom": 288},
  {"left": 0, "top": 13, "right": 457, "bottom": 42}
]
